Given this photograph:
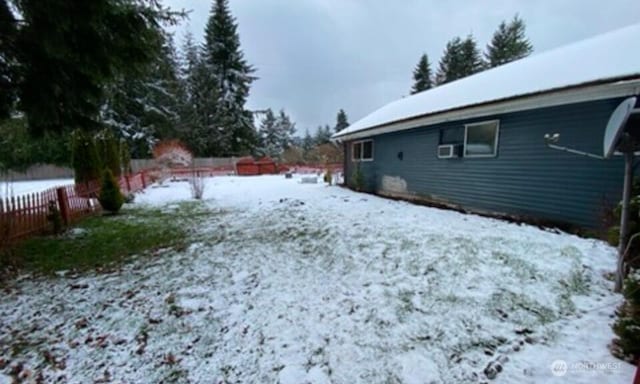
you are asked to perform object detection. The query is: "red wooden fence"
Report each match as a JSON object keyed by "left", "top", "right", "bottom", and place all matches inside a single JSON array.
[
  {"left": 160, "top": 163, "right": 343, "bottom": 178},
  {"left": 0, "top": 172, "right": 147, "bottom": 244}
]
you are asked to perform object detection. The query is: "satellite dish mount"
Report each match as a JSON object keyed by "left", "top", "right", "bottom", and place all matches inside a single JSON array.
[{"left": 544, "top": 96, "right": 639, "bottom": 292}]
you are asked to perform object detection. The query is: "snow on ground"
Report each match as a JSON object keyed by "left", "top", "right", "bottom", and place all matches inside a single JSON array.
[
  {"left": 0, "top": 175, "right": 636, "bottom": 383},
  {"left": 0, "top": 178, "right": 74, "bottom": 199}
]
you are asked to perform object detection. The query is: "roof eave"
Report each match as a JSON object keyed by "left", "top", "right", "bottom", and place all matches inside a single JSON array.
[{"left": 333, "top": 76, "right": 640, "bottom": 141}]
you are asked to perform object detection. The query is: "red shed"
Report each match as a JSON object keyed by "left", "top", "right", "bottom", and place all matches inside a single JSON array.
[
  {"left": 256, "top": 157, "right": 277, "bottom": 175},
  {"left": 235, "top": 157, "right": 259, "bottom": 176}
]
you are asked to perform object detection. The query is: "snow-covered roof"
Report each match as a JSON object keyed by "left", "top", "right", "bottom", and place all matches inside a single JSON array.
[{"left": 334, "top": 23, "right": 640, "bottom": 140}]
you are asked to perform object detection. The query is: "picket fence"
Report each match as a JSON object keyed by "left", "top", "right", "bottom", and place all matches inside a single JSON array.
[
  {"left": 0, "top": 165, "right": 343, "bottom": 245},
  {"left": 0, "top": 172, "right": 147, "bottom": 244}
]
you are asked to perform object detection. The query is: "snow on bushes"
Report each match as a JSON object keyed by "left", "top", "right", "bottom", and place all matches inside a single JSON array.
[
  {"left": 152, "top": 140, "right": 193, "bottom": 169},
  {"left": 152, "top": 140, "right": 193, "bottom": 185}
]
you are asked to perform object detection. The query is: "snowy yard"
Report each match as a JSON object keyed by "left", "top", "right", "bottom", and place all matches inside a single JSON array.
[
  {"left": 0, "top": 178, "right": 74, "bottom": 200},
  {"left": 0, "top": 176, "right": 635, "bottom": 383}
]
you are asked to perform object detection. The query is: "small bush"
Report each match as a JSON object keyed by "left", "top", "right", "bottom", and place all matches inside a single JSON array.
[
  {"left": 324, "top": 168, "right": 333, "bottom": 185},
  {"left": 99, "top": 130, "right": 122, "bottom": 177},
  {"left": 72, "top": 130, "right": 102, "bottom": 184},
  {"left": 612, "top": 269, "right": 640, "bottom": 363},
  {"left": 98, "top": 169, "right": 124, "bottom": 214},
  {"left": 350, "top": 163, "right": 364, "bottom": 191},
  {"left": 46, "top": 200, "right": 64, "bottom": 234},
  {"left": 190, "top": 175, "right": 205, "bottom": 200},
  {"left": 124, "top": 193, "right": 135, "bottom": 204}
]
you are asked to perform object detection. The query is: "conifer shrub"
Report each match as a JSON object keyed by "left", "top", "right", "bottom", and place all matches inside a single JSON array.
[
  {"left": 98, "top": 169, "right": 124, "bottom": 214},
  {"left": 612, "top": 269, "right": 640, "bottom": 363},
  {"left": 121, "top": 141, "right": 132, "bottom": 175},
  {"left": 609, "top": 179, "right": 640, "bottom": 364},
  {"left": 101, "top": 130, "right": 122, "bottom": 177},
  {"left": 350, "top": 163, "right": 364, "bottom": 192},
  {"left": 72, "top": 130, "right": 102, "bottom": 184}
]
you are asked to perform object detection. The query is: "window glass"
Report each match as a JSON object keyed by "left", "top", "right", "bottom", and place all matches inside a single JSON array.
[
  {"left": 440, "top": 127, "right": 464, "bottom": 144},
  {"left": 465, "top": 121, "right": 498, "bottom": 157},
  {"left": 362, "top": 141, "right": 373, "bottom": 160},
  {"left": 353, "top": 142, "right": 362, "bottom": 160}
]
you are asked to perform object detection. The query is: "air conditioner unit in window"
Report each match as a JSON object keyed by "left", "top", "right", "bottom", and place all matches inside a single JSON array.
[{"left": 437, "top": 144, "right": 461, "bottom": 159}]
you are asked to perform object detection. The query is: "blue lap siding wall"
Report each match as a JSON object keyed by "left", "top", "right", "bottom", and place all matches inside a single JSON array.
[{"left": 344, "top": 98, "right": 628, "bottom": 229}]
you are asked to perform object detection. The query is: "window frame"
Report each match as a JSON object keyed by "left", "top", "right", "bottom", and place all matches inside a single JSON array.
[
  {"left": 351, "top": 139, "right": 374, "bottom": 162},
  {"left": 463, "top": 120, "right": 500, "bottom": 158}
]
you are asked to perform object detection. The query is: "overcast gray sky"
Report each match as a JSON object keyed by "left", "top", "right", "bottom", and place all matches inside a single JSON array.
[{"left": 164, "top": 0, "right": 639, "bottom": 135}]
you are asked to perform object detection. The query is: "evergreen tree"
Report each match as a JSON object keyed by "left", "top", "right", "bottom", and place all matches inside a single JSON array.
[
  {"left": 201, "top": 0, "right": 257, "bottom": 156},
  {"left": 460, "top": 35, "right": 484, "bottom": 76},
  {"left": 277, "top": 109, "right": 296, "bottom": 148},
  {"left": 485, "top": 15, "right": 533, "bottom": 68},
  {"left": 324, "top": 125, "right": 332, "bottom": 141},
  {"left": 411, "top": 54, "right": 433, "bottom": 94},
  {"left": 435, "top": 35, "right": 483, "bottom": 85},
  {"left": 257, "top": 108, "right": 296, "bottom": 158},
  {"left": 0, "top": 118, "right": 70, "bottom": 173},
  {"left": 4, "top": 0, "right": 183, "bottom": 136},
  {"left": 435, "top": 37, "right": 464, "bottom": 85},
  {"left": 101, "top": 31, "right": 183, "bottom": 158},
  {"left": 98, "top": 169, "right": 124, "bottom": 214},
  {"left": 179, "top": 32, "right": 219, "bottom": 156},
  {"left": 335, "top": 109, "right": 349, "bottom": 133},
  {"left": 0, "top": 0, "right": 17, "bottom": 120},
  {"left": 612, "top": 269, "right": 640, "bottom": 363},
  {"left": 98, "top": 130, "right": 122, "bottom": 177},
  {"left": 302, "top": 129, "right": 314, "bottom": 154},
  {"left": 258, "top": 109, "right": 278, "bottom": 158},
  {"left": 314, "top": 125, "right": 332, "bottom": 145},
  {"left": 72, "top": 130, "right": 102, "bottom": 184}
]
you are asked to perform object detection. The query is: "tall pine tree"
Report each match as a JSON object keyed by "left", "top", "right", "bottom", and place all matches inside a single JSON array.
[
  {"left": 302, "top": 129, "right": 314, "bottom": 154},
  {"left": 435, "top": 37, "right": 463, "bottom": 85},
  {"left": 459, "top": 35, "right": 484, "bottom": 76},
  {"left": 435, "top": 35, "right": 483, "bottom": 85},
  {"left": 277, "top": 109, "right": 296, "bottom": 149},
  {"left": 4, "top": 0, "right": 184, "bottom": 136},
  {"left": 101, "top": 31, "right": 183, "bottom": 157},
  {"left": 485, "top": 15, "right": 533, "bottom": 68},
  {"left": 411, "top": 54, "right": 432, "bottom": 94},
  {"left": 258, "top": 109, "right": 278, "bottom": 158},
  {"left": 335, "top": 109, "right": 349, "bottom": 133},
  {"left": 201, "top": 0, "right": 257, "bottom": 156},
  {"left": 257, "top": 108, "right": 296, "bottom": 158},
  {"left": 179, "top": 32, "right": 220, "bottom": 156},
  {"left": 0, "top": 0, "right": 17, "bottom": 120}
]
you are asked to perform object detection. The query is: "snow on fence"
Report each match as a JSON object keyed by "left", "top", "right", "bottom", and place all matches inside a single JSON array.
[{"left": 0, "top": 172, "right": 147, "bottom": 245}]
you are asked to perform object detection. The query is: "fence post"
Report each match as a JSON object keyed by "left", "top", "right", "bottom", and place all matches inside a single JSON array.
[
  {"left": 125, "top": 175, "right": 131, "bottom": 192},
  {"left": 56, "top": 187, "right": 70, "bottom": 226},
  {"left": 140, "top": 171, "right": 146, "bottom": 189}
]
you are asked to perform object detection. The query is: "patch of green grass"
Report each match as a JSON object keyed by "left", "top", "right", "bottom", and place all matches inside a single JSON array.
[
  {"left": 561, "top": 263, "right": 591, "bottom": 295},
  {"left": 2, "top": 201, "right": 212, "bottom": 274}
]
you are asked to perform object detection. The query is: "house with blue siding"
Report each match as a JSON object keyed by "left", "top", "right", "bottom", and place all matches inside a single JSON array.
[{"left": 332, "top": 24, "right": 640, "bottom": 229}]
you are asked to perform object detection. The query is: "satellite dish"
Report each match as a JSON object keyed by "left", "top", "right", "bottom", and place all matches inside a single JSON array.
[{"left": 604, "top": 96, "right": 637, "bottom": 158}]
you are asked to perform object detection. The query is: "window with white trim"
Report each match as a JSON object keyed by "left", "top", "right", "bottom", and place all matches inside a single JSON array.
[
  {"left": 464, "top": 120, "right": 499, "bottom": 157},
  {"left": 352, "top": 140, "right": 373, "bottom": 161}
]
